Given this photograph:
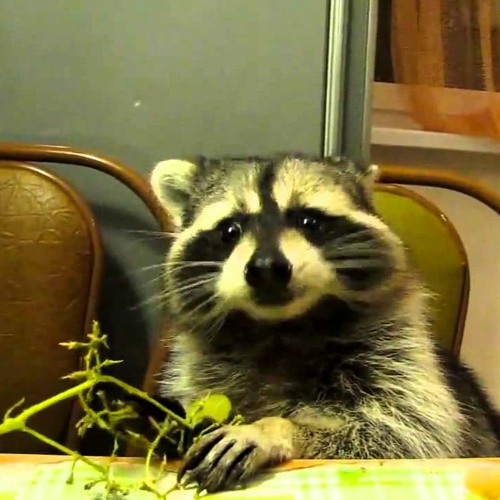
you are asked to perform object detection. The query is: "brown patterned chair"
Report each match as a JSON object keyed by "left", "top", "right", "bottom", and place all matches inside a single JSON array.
[{"left": 0, "top": 143, "right": 169, "bottom": 454}]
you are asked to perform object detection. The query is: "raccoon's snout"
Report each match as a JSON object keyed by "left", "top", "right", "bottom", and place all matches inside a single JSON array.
[{"left": 244, "top": 250, "right": 292, "bottom": 291}]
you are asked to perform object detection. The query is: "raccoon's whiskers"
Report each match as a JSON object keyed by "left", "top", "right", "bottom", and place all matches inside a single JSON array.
[
  {"left": 175, "top": 303, "right": 224, "bottom": 342},
  {"left": 329, "top": 229, "right": 374, "bottom": 244},
  {"left": 169, "top": 260, "right": 223, "bottom": 265},
  {"left": 134, "top": 261, "right": 222, "bottom": 276},
  {"left": 142, "top": 272, "right": 168, "bottom": 286},
  {"left": 327, "top": 246, "right": 378, "bottom": 261},
  {"left": 125, "top": 229, "right": 179, "bottom": 239},
  {"left": 130, "top": 263, "right": 165, "bottom": 275},
  {"left": 202, "top": 309, "right": 228, "bottom": 343},
  {"left": 332, "top": 259, "right": 385, "bottom": 269},
  {"left": 139, "top": 274, "right": 217, "bottom": 308},
  {"left": 167, "top": 261, "right": 223, "bottom": 271},
  {"left": 328, "top": 250, "right": 386, "bottom": 261},
  {"left": 324, "top": 242, "right": 384, "bottom": 261},
  {"left": 160, "top": 276, "right": 217, "bottom": 301},
  {"left": 180, "top": 297, "right": 228, "bottom": 342},
  {"left": 143, "top": 272, "right": 216, "bottom": 295},
  {"left": 172, "top": 272, "right": 219, "bottom": 286},
  {"left": 178, "top": 292, "right": 219, "bottom": 321}
]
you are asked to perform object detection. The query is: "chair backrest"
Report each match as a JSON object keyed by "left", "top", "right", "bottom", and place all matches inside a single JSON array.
[
  {"left": 0, "top": 162, "right": 101, "bottom": 453},
  {"left": 373, "top": 185, "right": 468, "bottom": 353},
  {"left": 0, "top": 142, "right": 168, "bottom": 454},
  {"left": 378, "top": 164, "right": 500, "bottom": 354}
]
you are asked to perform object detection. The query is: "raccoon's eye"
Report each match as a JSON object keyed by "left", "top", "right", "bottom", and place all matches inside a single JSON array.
[
  {"left": 298, "top": 215, "right": 322, "bottom": 232},
  {"left": 217, "top": 219, "right": 242, "bottom": 243},
  {"left": 291, "top": 210, "right": 326, "bottom": 233}
]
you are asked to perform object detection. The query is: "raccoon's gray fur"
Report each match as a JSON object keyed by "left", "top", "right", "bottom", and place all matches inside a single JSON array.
[{"left": 150, "top": 155, "right": 500, "bottom": 492}]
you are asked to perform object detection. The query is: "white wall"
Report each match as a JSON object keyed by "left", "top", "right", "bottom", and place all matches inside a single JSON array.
[{"left": 372, "top": 145, "right": 500, "bottom": 408}]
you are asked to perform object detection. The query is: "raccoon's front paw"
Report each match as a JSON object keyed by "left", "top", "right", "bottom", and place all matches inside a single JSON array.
[{"left": 178, "top": 421, "right": 293, "bottom": 493}]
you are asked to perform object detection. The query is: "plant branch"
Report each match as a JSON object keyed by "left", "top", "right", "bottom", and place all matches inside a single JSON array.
[
  {"left": 23, "top": 427, "right": 106, "bottom": 475},
  {"left": 99, "top": 375, "right": 192, "bottom": 430},
  {"left": 0, "top": 380, "right": 94, "bottom": 435}
]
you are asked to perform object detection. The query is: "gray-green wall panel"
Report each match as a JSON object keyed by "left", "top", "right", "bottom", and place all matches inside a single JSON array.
[{"left": 0, "top": 0, "right": 328, "bottom": 386}]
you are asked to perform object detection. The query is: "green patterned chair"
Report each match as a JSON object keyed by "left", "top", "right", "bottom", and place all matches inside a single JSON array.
[
  {"left": 376, "top": 166, "right": 500, "bottom": 355},
  {"left": 374, "top": 184, "right": 467, "bottom": 354}
]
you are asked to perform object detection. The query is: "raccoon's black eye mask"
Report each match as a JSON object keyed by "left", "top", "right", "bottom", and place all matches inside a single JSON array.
[
  {"left": 286, "top": 208, "right": 329, "bottom": 237},
  {"left": 286, "top": 208, "right": 368, "bottom": 247},
  {"left": 205, "top": 207, "right": 369, "bottom": 251}
]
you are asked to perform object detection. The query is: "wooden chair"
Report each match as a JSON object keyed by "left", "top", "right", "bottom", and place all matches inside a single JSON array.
[{"left": 0, "top": 143, "right": 169, "bottom": 454}]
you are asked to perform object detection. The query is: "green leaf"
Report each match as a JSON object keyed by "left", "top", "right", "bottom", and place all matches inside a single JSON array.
[
  {"left": 59, "top": 341, "right": 87, "bottom": 350},
  {"left": 3, "top": 397, "right": 25, "bottom": 419},
  {"left": 100, "top": 359, "right": 123, "bottom": 367},
  {"left": 186, "top": 393, "right": 232, "bottom": 426},
  {"left": 61, "top": 371, "right": 88, "bottom": 380}
]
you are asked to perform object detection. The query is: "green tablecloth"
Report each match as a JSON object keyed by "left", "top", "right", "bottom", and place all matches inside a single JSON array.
[{"left": 0, "top": 459, "right": 489, "bottom": 499}]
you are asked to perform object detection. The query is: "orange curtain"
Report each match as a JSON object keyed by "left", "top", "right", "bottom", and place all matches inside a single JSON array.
[{"left": 391, "top": 0, "right": 500, "bottom": 139}]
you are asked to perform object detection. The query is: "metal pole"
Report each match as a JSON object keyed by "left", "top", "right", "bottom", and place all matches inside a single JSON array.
[
  {"left": 323, "top": 0, "right": 379, "bottom": 165},
  {"left": 323, "top": 0, "right": 349, "bottom": 158}
]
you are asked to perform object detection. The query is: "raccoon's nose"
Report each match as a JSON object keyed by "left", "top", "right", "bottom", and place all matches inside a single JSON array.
[{"left": 245, "top": 252, "right": 292, "bottom": 289}]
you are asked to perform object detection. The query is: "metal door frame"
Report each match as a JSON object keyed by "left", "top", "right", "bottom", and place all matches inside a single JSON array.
[{"left": 322, "top": 0, "right": 379, "bottom": 165}]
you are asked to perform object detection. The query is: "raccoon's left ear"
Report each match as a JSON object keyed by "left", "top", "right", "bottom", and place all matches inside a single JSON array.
[
  {"left": 150, "top": 159, "right": 198, "bottom": 228},
  {"left": 356, "top": 163, "right": 380, "bottom": 194}
]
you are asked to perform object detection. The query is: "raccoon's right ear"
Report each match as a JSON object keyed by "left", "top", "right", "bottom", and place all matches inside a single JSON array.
[{"left": 150, "top": 159, "right": 198, "bottom": 228}]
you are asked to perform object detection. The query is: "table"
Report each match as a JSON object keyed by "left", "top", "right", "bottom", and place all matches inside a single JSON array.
[{"left": 0, "top": 454, "right": 499, "bottom": 499}]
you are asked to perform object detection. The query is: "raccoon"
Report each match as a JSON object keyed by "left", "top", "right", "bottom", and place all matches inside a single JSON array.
[{"left": 150, "top": 155, "right": 500, "bottom": 492}]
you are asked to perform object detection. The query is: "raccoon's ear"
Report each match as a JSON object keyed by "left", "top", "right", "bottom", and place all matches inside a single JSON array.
[
  {"left": 362, "top": 164, "right": 380, "bottom": 192},
  {"left": 355, "top": 163, "right": 380, "bottom": 195},
  {"left": 150, "top": 159, "right": 198, "bottom": 228}
]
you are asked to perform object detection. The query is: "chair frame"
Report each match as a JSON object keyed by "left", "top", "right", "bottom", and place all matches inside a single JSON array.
[{"left": 0, "top": 142, "right": 172, "bottom": 232}]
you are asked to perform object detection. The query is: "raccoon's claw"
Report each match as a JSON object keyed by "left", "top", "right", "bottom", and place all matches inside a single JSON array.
[{"left": 178, "top": 424, "right": 272, "bottom": 493}]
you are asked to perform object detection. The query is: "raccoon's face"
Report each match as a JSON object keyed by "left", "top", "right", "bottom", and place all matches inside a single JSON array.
[{"left": 150, "top": 156, "right": 407, "bottom": 324}]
